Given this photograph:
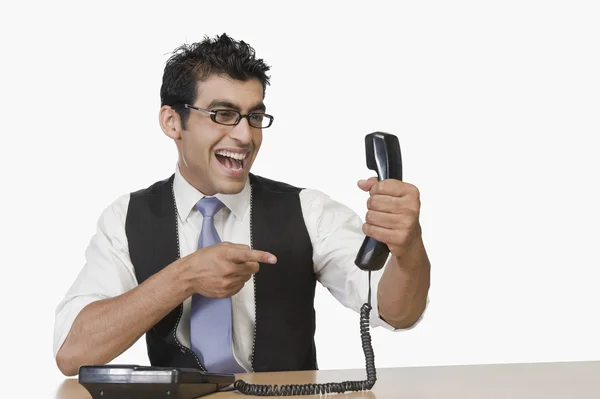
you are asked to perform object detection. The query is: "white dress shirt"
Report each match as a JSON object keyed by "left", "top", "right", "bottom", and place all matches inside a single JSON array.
[{"left": 54, "top": 166, "right": 418, "bottom": 371}]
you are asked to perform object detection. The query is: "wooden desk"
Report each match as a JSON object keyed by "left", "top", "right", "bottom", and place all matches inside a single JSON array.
[{"left": 54, "top": 361, "right": 600, "bottom": 398}]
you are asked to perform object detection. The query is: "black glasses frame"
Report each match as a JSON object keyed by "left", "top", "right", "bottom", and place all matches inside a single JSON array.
[{"left": 184, "top": 104, "right": 274, "bottom": 128}]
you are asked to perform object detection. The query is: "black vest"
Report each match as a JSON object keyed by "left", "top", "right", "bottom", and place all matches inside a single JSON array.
[{"left": 124, "top": 173, "right": 318, "bottom": 372}]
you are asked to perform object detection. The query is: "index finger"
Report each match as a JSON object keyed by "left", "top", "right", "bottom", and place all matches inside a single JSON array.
[
  {"left": 227, "top": 247, "right": 277, "bottom": 264},
  {"left": 370, "top": 179, "right": 416, "bottom": 197}
]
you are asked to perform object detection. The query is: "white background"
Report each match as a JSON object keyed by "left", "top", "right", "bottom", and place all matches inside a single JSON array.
[{"left": 1, "top": 0, "right": 599, "bottom": 396}]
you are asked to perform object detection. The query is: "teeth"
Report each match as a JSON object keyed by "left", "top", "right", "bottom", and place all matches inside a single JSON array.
[{"left": 216, "top": 150, "right": 247, "bottom": 160}]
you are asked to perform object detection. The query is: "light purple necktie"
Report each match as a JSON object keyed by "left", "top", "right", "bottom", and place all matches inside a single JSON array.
[{"left": 190, "top": 196, "right": 245, "bottom": 373}]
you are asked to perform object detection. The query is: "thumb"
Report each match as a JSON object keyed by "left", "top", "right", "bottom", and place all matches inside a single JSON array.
[{"left": 357, "top": 176, "right": 378, "bottom": 192}]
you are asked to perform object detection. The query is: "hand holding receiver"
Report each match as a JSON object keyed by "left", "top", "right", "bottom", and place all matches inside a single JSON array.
[
  {"left": 355, "top": 132, "right": 403, "bottom": 271},
  {"left": 181, "top": 242, "right": 277, "bottom": 298}
]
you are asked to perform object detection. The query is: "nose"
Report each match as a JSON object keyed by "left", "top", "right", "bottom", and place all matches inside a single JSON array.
[{"left": 229, "top": 117, "right": 254, "bottom": 144}]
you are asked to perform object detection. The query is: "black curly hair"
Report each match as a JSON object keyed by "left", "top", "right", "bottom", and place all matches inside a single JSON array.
[{"left": 160, "top": 33, "right": 271, "bottom": 129}]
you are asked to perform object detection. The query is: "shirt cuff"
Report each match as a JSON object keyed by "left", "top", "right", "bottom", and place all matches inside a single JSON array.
[{"left": 53, "top": 295, "right": 105, "bottom": 358}]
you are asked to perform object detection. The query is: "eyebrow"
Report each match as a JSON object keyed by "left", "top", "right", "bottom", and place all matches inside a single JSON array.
[{"left": 206, "top": 99, "right": 266, "bottom": 113}]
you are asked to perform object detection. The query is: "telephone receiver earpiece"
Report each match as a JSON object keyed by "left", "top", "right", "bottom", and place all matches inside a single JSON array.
[{"left": 355, "top": 132, "right": 403, "bottom": 271}]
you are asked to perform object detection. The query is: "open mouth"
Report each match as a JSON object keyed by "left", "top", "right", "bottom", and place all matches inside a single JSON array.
[{"left": 214, "top": 149, "right": 249, "bottom": 172}]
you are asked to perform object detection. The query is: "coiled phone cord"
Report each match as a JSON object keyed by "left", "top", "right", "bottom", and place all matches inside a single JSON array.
[{"left": 233, "top": 271, "right": 377, "bottom": 396}]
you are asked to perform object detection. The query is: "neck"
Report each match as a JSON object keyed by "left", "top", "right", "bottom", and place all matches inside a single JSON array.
[{"left": 177, "top": 161, "right": 217, "bottom": 196}]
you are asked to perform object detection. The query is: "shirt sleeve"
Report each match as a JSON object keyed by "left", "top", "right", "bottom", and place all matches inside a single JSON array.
[
  {"left": 53, "top": 193, "right": 139, "bottom": 357},
  {"left": 300, "top": 188, "right": 427, "bottom": 331}
]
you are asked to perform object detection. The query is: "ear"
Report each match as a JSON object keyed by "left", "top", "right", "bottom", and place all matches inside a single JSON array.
[{"left": 159, "top": 105, "right": 182, "bottom": 140}]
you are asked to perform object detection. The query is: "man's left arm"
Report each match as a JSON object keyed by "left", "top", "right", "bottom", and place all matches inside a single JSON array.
[{"left": 358, "top": 177, "right": 431, "bottom": 329}]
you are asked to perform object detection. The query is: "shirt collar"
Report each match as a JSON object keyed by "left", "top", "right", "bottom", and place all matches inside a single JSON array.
[{"left": 173, "top": 164, "right": 250, "bottom": 222}]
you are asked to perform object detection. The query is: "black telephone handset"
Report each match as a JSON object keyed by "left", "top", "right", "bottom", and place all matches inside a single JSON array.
[
  {"left": 78, "top": 132, "right": 402, "bottom": 398},
  {"left": 355, "top": 132, "right": 403, "bottom": 271}
]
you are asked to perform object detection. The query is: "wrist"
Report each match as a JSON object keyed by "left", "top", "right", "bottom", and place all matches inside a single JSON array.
[
  {"left": 394, "top": 238, "right": 425, "bottom": 272},
  {"left": 167, "top": 257, "right": 196, "bottom": 299}
]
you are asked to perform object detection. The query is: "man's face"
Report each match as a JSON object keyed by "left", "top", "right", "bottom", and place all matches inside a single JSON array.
[{"left": 175, "top": 75, "right": 265, "bottom": 195}]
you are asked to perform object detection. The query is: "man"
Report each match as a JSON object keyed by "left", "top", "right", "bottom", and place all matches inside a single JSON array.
[{"left": 53, "top": 33, "right": 430, "bottom": 377}]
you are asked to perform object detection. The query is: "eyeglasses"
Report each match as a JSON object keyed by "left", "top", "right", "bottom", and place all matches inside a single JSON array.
[{"left": 184, "top": 104, "right": 274, "bottom": 128}]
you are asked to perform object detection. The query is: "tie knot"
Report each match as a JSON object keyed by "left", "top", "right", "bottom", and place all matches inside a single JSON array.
[{"left": 195, "top": 197, "right": 224, "bottom": 218}]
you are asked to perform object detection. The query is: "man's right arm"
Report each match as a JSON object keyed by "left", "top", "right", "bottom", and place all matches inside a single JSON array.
[
  {"left": 55, "top": 257, "right": 193, "bottom": 376},
  {"left": 53, "top": 193, "right": 174, "bottom": 376},
  {"left": 54, "top": 193, "right": 274, "bottom": 376}
]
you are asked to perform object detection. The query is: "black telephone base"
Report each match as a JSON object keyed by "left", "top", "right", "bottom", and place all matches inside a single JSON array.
[
  {"left": 80, "top": 383, "right": 218, "bottom": 399},
  {"left": 78, "top": 364, "right": 235, "bottom": 399}
]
